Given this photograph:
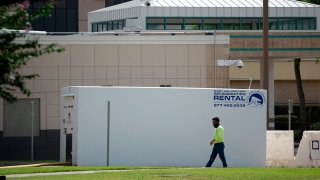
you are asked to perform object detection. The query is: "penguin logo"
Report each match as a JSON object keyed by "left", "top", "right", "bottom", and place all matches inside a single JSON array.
[{"left": 247, "top": 92, "right": 265, "bottom": 107}]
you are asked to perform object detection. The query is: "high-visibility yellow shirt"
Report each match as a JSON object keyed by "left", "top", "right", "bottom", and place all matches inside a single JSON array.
[{"left": 213, "top": 125, "right": 224, "bottom": 143}]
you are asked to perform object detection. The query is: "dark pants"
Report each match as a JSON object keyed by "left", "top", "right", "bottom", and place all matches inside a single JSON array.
[{"left": 205, "top": 142, "right": 227, "bottom": 167}]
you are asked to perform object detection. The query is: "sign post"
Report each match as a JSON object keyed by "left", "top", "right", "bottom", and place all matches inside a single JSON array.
[
  {"left": 288, "top": 100, "right": 293, "bottom": 130},
  {"left": 30, "top": 101, "right": 35, "bottom": 161}
]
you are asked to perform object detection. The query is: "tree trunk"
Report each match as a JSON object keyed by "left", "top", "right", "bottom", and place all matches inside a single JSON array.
[{"left": 294, "top": 58, "right": 307, "bottom": 133}]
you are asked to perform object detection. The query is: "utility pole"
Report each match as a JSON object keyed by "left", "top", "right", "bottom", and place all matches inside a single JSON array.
[{"left": 262, "top": 0, "right": 274, "bottom": 130}]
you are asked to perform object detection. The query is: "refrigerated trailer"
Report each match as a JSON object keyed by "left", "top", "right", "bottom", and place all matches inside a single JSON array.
[{"left": 60, "top": 86, "right": 267, "bottom": 167}]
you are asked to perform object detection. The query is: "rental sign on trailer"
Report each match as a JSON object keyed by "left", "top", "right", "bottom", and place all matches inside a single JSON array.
[{"left": 60, "top": 87, "right": 266, "bottom": 167}]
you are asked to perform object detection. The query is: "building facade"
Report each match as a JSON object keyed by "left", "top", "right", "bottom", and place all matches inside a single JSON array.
[
  {"left": 1, "top": 31, "right": 320, "bottom": 160},
  {"left": 0, "top": 0, "right": 320, "bottom": 161},
  {"left": 89, "top": 0, "right": 320, "bottom": 32},
  {"left": 0, "top": 0, "right": 109, "bottom": 32}
]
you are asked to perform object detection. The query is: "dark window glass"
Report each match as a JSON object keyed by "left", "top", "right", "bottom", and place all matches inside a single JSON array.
[
  {"left": 28, "top": 0, "right": 78, "bottom": 32},
  {"left": 92, "top": 23, "right": 98, "bottom": 32},
  {"left": 56, "top": 0, "right": 66, "bottom": 8},
  {"left": 98, "top": 23, "right": 103, "bottom": 32},
  {"left": 310, "top": 19, "right": 316, "bottom": 30},
  {"left": 185, "top": 18, "right": 202, "bottom": 30},
  {"left": 223, "top": 18, "right": 240, "bottom": 30},
  {"left": 103, "top": 22, "right": 108, "bottom": 31},
  {"left": 143, "top": 16, "right": 318, "bottom": 31},
  {"left": 32, "top": 17, "right": 45, "bottom": 31},
  {"left": 166, "top": 18, "right": 183, "bottom": 30},
  {"left": 290, "top": 20, "right": 297, "bottom": 30},
  {"left": 4, "top": 99, "right": 40, "bottom": 137},
  {"left": 32, "top": 0, "right": 43, "bottom": 9},
  {"left": 113, "top": 21, "right": 118, "bottom": 30},
  {"left": 204, "top": 18, "right": 220, "bottom": 30},
  {"left": 67, "top": 0, "right": 77, "bottom": 8},
  {"left": 147, "top": 18, "right": 164, "bottom": 24},
  {"left": 241, "top": 18, "right": 259, "bottom": 30},
  {"left": 297, "top": 19, "right": 303, "bottom": 29},
  {"left": 118, "top": 20, "right": 124, "bottom": 29},
  {"left": 56, "top": 9, "right": 67, "bottom": 32},
  {"left": 45, "top": 11, "right": 55, "bottom": 32},
  {"left": 303, "top": 19, "right": 310, "bottom": 30},
  {"left": 147, "top": 24, "right": 164, "bottom": 30},
  {"left": 108, "top": 21, "right": 113, "bottom": 30},
  {"left": 269, "top": 18, "right": 278, "bottom": 30},
  {"left": 67, "top": 9, "right": 77, "bottom": 32},
  {"left": 114, "top": 0, "right": 130, "bottom": 5}
]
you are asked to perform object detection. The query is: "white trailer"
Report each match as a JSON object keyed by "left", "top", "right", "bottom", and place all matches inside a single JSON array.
[{"left": 60, "top": 86, "right": 267, "bottom": 167}]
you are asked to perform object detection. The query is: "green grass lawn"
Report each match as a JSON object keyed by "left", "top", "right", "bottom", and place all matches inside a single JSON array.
[{"left": 2, "top": 166, "right": 320, "bottom": 180}]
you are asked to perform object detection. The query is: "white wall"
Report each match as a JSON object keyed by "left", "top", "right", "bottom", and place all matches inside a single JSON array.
[
  {"left": 295, "top": 131, "right": 320, "bottom": 167},
  {"left": 266, "top": 131, "right": 294, "bottom": 167},
  {"left": 61, "top": 87, "right": 266, "bottom": 167}
]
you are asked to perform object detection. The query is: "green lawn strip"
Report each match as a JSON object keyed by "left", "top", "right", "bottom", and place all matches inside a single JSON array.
[
  {"left": 6, "top": 168, "right": 320, "bottom": 180},
  {"left": 0, "top": 166, "right": 171, "bottom": 175},
  {"left": 4, "top": 167, "right": 320, "bottom": 180}
]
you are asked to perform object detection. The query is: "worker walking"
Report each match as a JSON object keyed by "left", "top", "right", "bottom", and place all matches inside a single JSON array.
[{"left": 205, "top": 117, "right": 227, "bottom": 168}]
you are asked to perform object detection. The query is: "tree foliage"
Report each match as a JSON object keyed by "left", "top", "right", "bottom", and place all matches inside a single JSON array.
[
  {"left": 0, "top": 0, "right": 64, "bottom": 103},
  {"left": 300, "top": 0, "right": 320, "bottom": 5}
]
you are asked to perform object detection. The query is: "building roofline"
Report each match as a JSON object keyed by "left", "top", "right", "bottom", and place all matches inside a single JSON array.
[{"left": 89, "top": 0, "right": 320, "bottom": 14}]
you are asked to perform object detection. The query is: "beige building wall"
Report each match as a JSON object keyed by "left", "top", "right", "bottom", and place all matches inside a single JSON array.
[
  {"left": 228, "top": 31, "right": 320, "bottom": 105},
  {"left": 229, "top": 32, "right": 320, "bottom": 59},
  {"left": 230, "top": 61, "right": 320, "bottom": 80},
  {"left": 229, "top": 61, "right": 320, "bottom": 103},
  {"left": 0, "top": 36, "right": 229, "bottom": 131},
  {"left": 78, "top": 0, "right": 105, "bottom": 32},
  {"left": 2, "top": 32, "right": 320, "bottom": 132}
]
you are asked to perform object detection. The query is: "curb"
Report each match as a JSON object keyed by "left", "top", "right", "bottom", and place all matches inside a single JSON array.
[{"left": 0, "top": 162, "right": 71, "bottom": 169}]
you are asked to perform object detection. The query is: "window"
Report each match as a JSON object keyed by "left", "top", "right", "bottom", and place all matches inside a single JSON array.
[
  {"left": 103, "top": 22, "right": 108, "bottom": 31},
  {"left": 290, "top": 20, "right": 297, "bottom": 30},
  {"left": 92, "top": 19, "right": 130, "bottom": 32},
  {"left": 67, "top": 0, "right": 77, "bottom": 9},
  {"left": 56, "top": 9, "right": 67, "bottom": 32},
  {"left": 144, "top": 16, "right": 317, "bottom": 31},
  {"left": 166, "top": 18, "right": 183, "bottom": 30},
  {"left": 92, "top": 23, "right": 98, "bottom": 32},
  {"left": 302, "top": 19, "right": 310, "bottom": 30},
  {"left": 204, "top": 18, "right": 220, "bottom": 30},
  {"left": 146, "top": 17, "right": 164, "bottom": 30},
  {"left": 30, "top": 0, "right": 78, "bottom": 32},
  {"left": 118, "top": 20, "right": 125, "bottom": 29},
  {"left": 241, "top": 18, "right": 259, "bottom": 30},
  {"left": 97, "top": 23, "right": 103, "bottom": 32},
  {"left": 113, "top": 21, "right": 118, "bottom": 30},
  {"left": 223, "top": 18, "right": 240, "bottom": 30},
  {"left": 185, "top": 18, "right": 202, "bottom": 30},
  {"left": 45, "top": 11, "right": 56, "bottom": 32},
  {"left": 269, "top": 18, "right": 278, "bottom": 30},
  {"left": 310, "top": 19, "right": 316, "bottom": 30},
  {"left": 108, "top": 21, "right": 113, "bottom": 30},
  {"left": 56, "top": 0, "right": 67, "bottom": 8},
  {"left": 67, "top": 9, "right": 77, "bottom": 32},
  {"left": 3, "top": 99, "right": 40, "bottom": 137}
]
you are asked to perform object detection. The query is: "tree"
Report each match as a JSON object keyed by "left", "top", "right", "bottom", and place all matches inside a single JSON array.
[
  {"left": 294, "top": 58, "right": 307, "bottom": 133},
  {"left": 300, "top": 0, "right": 320, "bottom": 5},
  {"left": 0, "top": 0, "right": 64, "bottom": 103},
  {"left": 295, "top": 1, "right": 319, "bottom": 134},
  {"left": 294, "top": 0, "right": 320, "bottom": 134}
]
